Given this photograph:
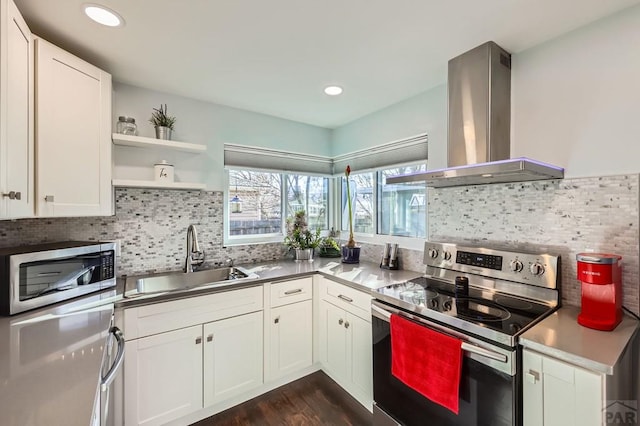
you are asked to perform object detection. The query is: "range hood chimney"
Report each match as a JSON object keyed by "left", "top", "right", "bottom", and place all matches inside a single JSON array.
[{"left": 387, "top": 41, "right": 563, "bottom": 187}]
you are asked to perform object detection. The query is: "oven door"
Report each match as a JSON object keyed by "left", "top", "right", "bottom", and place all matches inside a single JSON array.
[{"left": 372, "top": 301, "right": 520, "bottom": 426}]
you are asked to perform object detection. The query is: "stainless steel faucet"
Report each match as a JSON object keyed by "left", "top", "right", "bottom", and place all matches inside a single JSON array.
[{"left": 185, "top": 224, "right": 205, "bottom": 273}]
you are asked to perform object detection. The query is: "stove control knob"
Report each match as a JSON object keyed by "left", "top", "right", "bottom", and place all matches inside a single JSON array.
[
  {"left": 427, "top": 248, "right": 439, "bottom": 259},
  {"left": 510, "top": 260, "right": 524, "bottom": 272},
  {"left": 443, "top": 300, "right": 452, "bottom": 311},
  {"left": 530, "top": 262, "right": 545, "bottom": 276},
  {"left": 442, "top": 251, "right": 452, "bottom": 261}
]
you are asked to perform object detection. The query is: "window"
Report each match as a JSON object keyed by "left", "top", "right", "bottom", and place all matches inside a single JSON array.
[
  {"left": 341, "top": 165, "right": 427, "bottom": 239},
  {"left": 227, "top": 169, "right": 330, "bottom": 241},
  {"left": 341, "top": 172, "right": 375, "bottom": 234},
  {"left": 228, "top": 170, "right": 282, "bottom": 236},
  {"left": 285, "top": 174, "right": 329, "bottom": 230},
  {"left": 378, "top": 165, "right": 427, "bottom": 238}
]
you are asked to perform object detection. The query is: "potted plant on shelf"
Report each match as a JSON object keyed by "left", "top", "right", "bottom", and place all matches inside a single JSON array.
[
  {"left": 342, "top": 165, "right": 360, "bottom": 263},
  {"left": 149, "top": 103, "right": 176, "bottom": 140},
  {"left": 284, "top": 210, "right": 321, "bottom": 261}
]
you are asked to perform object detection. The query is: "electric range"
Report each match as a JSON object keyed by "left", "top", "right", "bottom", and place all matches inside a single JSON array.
[{"left": 371, "top": 241, "right": 561, "bottom": 426}]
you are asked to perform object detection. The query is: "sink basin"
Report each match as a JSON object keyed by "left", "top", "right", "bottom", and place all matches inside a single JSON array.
[{"left": 123, "top": 266, "right": 258, "bottom": 297}]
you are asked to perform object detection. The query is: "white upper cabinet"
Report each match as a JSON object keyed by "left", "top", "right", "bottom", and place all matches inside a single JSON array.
[
  {"left": 0, "top": 0, "right": 34, "bottom": 219},
  {"left": 35, "top": 38, "right": 112, "bottom": 217}
]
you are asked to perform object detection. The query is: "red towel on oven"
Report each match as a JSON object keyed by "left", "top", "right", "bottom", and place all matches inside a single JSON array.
[{"left": 390, "top": 313, "right": 463, "bottom": 414}]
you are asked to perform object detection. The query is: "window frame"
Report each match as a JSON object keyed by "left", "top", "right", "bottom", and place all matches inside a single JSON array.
[
  {"left": 223, "top": 161, "right": 427, "bottom": 251},
  {"left": 338, "top": 161, "right": 428, "bottom": 251},
  {"left": 223, "top": 168, "right": 333, "bottom": 246}
]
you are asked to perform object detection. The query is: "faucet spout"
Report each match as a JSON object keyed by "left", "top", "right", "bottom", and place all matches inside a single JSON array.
[{"left": 185, "top": 224, "right": 205, "bottom": 273}]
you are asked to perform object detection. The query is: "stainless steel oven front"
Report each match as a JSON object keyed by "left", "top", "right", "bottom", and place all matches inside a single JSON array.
[
  {"left": 372, "top": 301, "right": 519, "bottom": 426},
  {"left": 0, "top": 241, "right": 116, "bottom": 315}
]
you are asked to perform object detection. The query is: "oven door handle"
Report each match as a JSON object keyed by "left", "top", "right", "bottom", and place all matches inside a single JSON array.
[{"left": 371, "top": 304, "right": 508, "bottom": 363}]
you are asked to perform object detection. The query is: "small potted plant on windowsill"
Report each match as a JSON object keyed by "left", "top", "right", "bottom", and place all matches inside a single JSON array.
[
  {"left": 284, "top": 210, "right": 321, "bottom": 261},
  {"left": 318, "top": 232, "right": 341, "bottom": 258},
  {"left": 149, "top": 103, "right": 176, "bottom": 140}
]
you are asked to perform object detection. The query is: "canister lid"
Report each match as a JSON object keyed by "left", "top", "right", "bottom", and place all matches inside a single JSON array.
[
  {"left": 118, "top": 116, "right": 136, "bottom": 123},
  {"left": 576, "top": 253, "right": 622, "bottom": 264},
  {"left": 154, "top": 160, "right": 173, "bottom": 166}
]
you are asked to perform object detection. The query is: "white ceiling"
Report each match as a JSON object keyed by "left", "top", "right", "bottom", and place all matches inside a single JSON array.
[{"left": 14, "top": 0, "right": 640, "bottom": 129}]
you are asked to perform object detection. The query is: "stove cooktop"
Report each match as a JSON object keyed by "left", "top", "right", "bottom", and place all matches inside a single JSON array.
[{"left": 374, "top": 276, "right": 556, "bottom": 347}]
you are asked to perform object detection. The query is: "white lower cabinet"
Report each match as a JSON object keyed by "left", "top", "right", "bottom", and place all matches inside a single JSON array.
[
  {"left": 125, "top": 326, "right": 203, "bottom": 426},
  {"left": 318, "top": 277, "right": 373, "bottom": 410},
  {"left": 122, "top": 275, "right": 375, "bottom": 425},
  {"left": 204, "top": 311, "right": 263, "bottom": 405},
  {"left": 122, "top": 286, "right": 264, "bottom": 426},
  {"left": 266, "top": 299, "right": 313, "bottom": 380},
  {"left": 264, "top": 277, "right": 313, "bottom": 382},
  {"left": 523, "top": 348, "right": 602, "bottom": 426}
]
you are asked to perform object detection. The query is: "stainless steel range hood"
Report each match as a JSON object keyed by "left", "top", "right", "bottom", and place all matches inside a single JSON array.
[{"left": 388, "top": 41, "right": 564, "bottom": 187}]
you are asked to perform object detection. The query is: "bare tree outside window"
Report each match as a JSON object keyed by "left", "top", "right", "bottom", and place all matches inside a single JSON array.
[
  {"left": 229, "top": 170, "right": 282, "bottom": 235},
  {"left": 285, "top": 175, "right": 328, "bottom": 230}
]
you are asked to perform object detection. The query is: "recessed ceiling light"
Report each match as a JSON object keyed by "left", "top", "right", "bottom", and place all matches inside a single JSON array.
[
  {"left": 324, "top": 86, "right": 343, "bottom": 96},
  {"left": 83, "top": 4, "right": 124, "bottom": 27}
]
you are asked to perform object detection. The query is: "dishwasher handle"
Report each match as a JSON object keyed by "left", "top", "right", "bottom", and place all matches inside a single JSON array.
[{"left": 101, "top": 326, "right": 125, "bottom": 392}]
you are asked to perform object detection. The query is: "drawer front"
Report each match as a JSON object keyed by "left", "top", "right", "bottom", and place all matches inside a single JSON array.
[
  {"left": 123, "top": 285, "right": 263, "bottom": 340},
  {"left": 269, "top": 277, "right": 313, "bottom": 307},
  {"left": 321, "top": 278, "right": 371, "bottom": 319}
]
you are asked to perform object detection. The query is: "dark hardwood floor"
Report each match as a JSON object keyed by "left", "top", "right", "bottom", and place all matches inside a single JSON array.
[{"left": 191, "top": 371, "right": 373, "bottom": 426}]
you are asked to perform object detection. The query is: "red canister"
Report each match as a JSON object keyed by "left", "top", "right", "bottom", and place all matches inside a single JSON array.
[{"left": 576, "top": 253, "right": 622, "bottom": 331}]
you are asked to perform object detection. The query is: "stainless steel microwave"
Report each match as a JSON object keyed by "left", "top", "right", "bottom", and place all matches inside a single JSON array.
[{"left": 0, "top": 241, "right": 116, "bottom": 315}]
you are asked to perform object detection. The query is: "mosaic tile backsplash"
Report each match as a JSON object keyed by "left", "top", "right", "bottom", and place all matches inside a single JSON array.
[
  {"left": 428, "top": 174, "right": 639, "bottom": 315},
  {"left": 0, "top": 175, "right": 637, "bottom": 316},
  {"left": 0, "top": 189, "right": 288, "bottom": 275}
]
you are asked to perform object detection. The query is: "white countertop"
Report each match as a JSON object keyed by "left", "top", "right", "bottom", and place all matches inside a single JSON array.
[
  {"left": 520, "top": 305, "right": 639, "bottom": 374},
  {"left": 0, "top": 291, "right": 115, "bottom": 426}
]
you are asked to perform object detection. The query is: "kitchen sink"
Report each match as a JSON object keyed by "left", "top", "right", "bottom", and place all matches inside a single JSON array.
[{"left": 123, "top": 266, "right": 258, "bottom": 297}]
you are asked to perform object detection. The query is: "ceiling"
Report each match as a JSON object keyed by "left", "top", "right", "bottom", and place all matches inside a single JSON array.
[{"left": 14, "top": 0, "right": 640, "bottom": 129}]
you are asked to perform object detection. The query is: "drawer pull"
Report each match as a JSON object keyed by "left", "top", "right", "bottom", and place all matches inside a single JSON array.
[
  {"left": 274, "top": 316, "right": 280, "bottom": 324},
  {"left": 338, "top": 294, "right": 353, "bottom": 303},
  {"left": 284, "top": 288, "right": 303, "bottom": 295},
  {"left": 207, "top": 334, "right": 213, "bottom": 342},
  {"left": 195, "top": 337, "right": 202, "bottom": 345},
  {"left": 526, "top": 370, "right": 539, "bottom": 384}
]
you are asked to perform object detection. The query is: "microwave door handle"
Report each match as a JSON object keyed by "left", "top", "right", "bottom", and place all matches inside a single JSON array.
[
  {"left": 101, "top": 327, "right": 125, "bottom": 392},
  {"left": 371, "top": 303, "right": 507, "bottom": 363}
]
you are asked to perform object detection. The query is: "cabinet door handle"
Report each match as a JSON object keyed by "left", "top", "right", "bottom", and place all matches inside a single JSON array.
[
  {"left": 2, "top": 191, "right": 21, "bottom": 200},
  {"left": 526, "top": 370, "right": 540, "bottom": 384},
  {"left": 344, "top": 321, "right": 350, "bottom": 329},
  {"left": 274, "top": 316, "right": 280, "bottom": 324},
  {"left": 338, "top": 294, "right": 353, "bottom": 303},
  {"left": 44, "top": 195, "right": 55, "bottom": 202},
  {"left": 195, "top": 337, "right": 202, "bottom": 345},
  {"left": 206, "top": 334, "right": 213, "bottom": 342},
  {"left": 338, "top": 318, "right": 344, "bottom": 325},
  {"left": 284, "top": 288, "right": 302, "bottom": 295}
]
